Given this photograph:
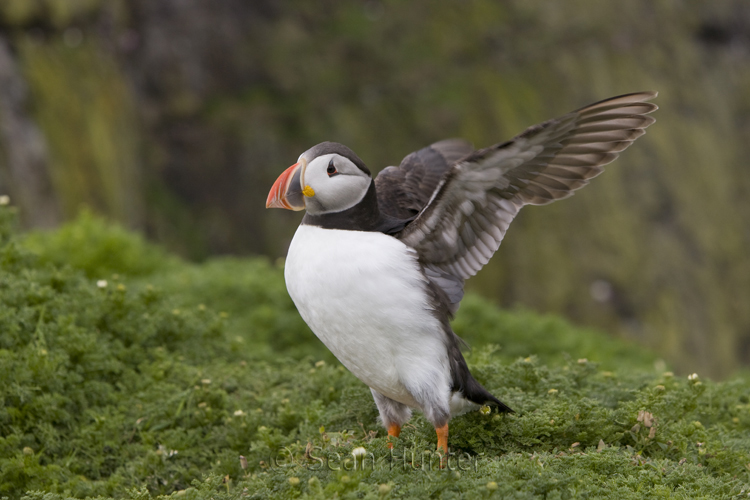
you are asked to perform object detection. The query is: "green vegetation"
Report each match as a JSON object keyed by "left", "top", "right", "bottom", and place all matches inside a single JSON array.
[
  {"left": 2, "top": 210, "right": 750, "bottom": 499},
  {"left": 19, "top": 36, "right": 143, "bottom": 227}
]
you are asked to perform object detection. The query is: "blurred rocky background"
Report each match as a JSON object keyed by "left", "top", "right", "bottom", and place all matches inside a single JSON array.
[{"left": 1, "top": 0, "right": 749, "bottom": 378}]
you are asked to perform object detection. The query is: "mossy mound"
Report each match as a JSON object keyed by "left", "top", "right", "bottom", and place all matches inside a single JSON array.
[{"left": 2, "top": 210, "right": 749, "bottom": 499}]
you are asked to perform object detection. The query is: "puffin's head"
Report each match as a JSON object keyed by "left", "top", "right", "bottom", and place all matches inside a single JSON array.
[{"left": 266, "top": 142, "right": 372, "bottom": 215}]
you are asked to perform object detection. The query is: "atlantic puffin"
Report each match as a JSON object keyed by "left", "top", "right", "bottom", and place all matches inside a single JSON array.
[{"left": 266, "top": 92, "right": 657, "bottom": 456}]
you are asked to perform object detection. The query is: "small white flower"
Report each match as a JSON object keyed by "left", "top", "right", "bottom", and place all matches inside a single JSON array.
[
  {"left": 688, "top": 373, "right": 699, "bottom": 381},
  {"left": 97, "top": 280, "right": 108, "bottom": 288},
  {"left": 0, "top": 195, "right": 9, "bottom": 206},
  {"left": 351, "top": 447, "right": 367, "bottom": 458},
  {"left": 233, "top": 410, "right": 246, "bottom": 417}
]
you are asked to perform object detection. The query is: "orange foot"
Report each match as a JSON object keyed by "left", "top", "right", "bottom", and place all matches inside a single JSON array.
[{"left": 387, "top": 424, "right": 401, "bottom": 449}]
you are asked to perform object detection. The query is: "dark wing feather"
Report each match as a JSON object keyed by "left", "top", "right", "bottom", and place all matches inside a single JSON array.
[
  {"left": 398, "top": 92, "right": 658, "bottom": 307},
  {"left": 375, "top": 139, "right": 475, "bottom": 220}
]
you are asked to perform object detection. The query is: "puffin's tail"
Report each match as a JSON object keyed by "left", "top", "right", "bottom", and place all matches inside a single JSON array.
[
  {"left": 462, "top": 373, "right": 514, "bottom": 413},
  {"left": 447, "top": 335, "right": 514, "bottom": 413}
]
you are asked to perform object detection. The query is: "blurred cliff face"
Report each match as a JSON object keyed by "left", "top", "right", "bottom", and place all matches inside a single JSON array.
[{"left": 1, "top": 0, "right": 750, "bottom": 378}]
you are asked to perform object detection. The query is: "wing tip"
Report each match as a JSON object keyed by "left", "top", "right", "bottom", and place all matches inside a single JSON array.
[{"left": 580, "top": 90, "right": 659, "bottom": 113}]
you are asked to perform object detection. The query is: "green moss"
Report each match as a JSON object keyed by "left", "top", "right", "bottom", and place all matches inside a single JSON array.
[
  {"left": 453, "top": 297, "right": 657, "bottom": 372},
  {"left": 1, "top": 206, "right": 749, "bottom": 499},
  {"left": 138, "top": 258, "right": 320, "bottom": 362},
  {"left": 22, "top": 210, "right": 178, "bottom": 279}
]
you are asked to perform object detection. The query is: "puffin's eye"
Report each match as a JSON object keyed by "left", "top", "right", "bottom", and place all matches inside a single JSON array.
[{"left": 327, "top": 160, "right": 338, "bottom": 177}]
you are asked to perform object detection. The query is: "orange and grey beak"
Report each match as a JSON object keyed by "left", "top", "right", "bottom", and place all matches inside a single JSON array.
[{"left": 266, "top": 162, "right": 305, "bottom": 211}]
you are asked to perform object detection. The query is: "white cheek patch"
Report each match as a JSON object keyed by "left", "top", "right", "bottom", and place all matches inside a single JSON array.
[
  {"left": 320, "top": 176, "right": 370, "bottom": 213},
  {"left": 303, "top": 154, "right": 371, "bottom": 215}
]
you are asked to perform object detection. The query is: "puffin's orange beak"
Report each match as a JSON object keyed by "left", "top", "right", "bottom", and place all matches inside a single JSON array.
[{"left": 266, "top": 162, "right": 305, "bottom": 211}]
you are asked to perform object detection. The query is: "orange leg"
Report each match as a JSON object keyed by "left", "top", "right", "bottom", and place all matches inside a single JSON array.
[
  {"left": 436, "top": 423, "right": 449, "bottom": 454},
  {"left": 387, "top": 424, "right": 401, "bottom": 449},
  {"left": 435, "top": 424, "right": 449, "bottom": 468}
]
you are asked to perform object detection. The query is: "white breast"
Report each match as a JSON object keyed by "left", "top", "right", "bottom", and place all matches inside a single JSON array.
[{"left": 284, "top": 224, "right": 451, "bottom": 409}]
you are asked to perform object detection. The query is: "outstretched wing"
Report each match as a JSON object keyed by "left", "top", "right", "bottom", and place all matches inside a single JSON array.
[
  {"left": 375, "top": 138, "right": 475, "bottom": 220},
  {"left": 397, "top": 91, "right": 658, "bottom": 304}
]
